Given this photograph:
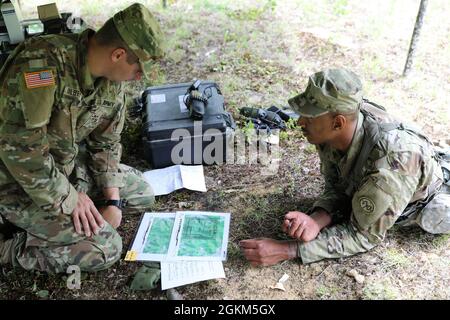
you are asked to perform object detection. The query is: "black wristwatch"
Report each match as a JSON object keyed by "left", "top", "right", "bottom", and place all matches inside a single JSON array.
[{"left": 104, "top": 199, "right": 127, "bottom": 210}]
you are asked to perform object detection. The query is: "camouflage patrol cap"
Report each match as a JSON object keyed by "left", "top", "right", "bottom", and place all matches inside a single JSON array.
[
  {"left": 112, "top": 3, "right": 165, "bottom": 80},
  {"left": 288, "top": 68, "right": 363, "bottom": 118}
]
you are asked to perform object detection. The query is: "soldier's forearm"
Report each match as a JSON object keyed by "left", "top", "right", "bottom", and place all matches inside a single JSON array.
[
  {"left": 287, "top": 241, "right": 300, "bottom": 260},
  {"left": 103, "top": 187, "right": 120, "bottom": 200},
  {"left": 310, "top": 208, "right": 332, "bottom": 230}
]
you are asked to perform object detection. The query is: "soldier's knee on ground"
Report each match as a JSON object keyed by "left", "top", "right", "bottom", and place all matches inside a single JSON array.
[
  {"left": 75, "top": 224, "right": 123, "bottom": 272},
  {"left": 10, "top": 224, "right": 122, "bottom": 273},
  {"left": 119, "top": 164, "right": 155, "bottom": 214}
]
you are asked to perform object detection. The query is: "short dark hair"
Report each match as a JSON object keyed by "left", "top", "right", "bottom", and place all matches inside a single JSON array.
[
  {"left": 94, "top": 18, "right": 139, "bottom": 65},
  {"left": 330, "top": 110, "right": 358, "bottom": 122}
]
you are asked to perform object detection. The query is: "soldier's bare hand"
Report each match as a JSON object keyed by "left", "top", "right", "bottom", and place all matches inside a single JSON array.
[
  {"left": 72, "top": 192, "right": 104, "bottom": 237},
  {"left": 240, "top": 238, "right": 298, "bottom": 267},
  {"left": 100, "top": 205, "right": 122, "bottom": 229},
  {"left": 283, "top": 211, "right": 320, "bottom": 242}
]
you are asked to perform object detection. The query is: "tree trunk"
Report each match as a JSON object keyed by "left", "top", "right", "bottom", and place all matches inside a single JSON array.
[{"left": 403, "top": 0, "right": 428, "bottom": 77}]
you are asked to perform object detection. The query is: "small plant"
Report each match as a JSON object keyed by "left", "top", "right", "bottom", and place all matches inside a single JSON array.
[
  {"left": 383, "top": 248, "right": 411, "bottom": 268},
  {"left": 279, "top": 131, "right": 289, "bottom": 141},
  {"left": 223, "top": 29, "right": 243, "bottom": 44},
  {"left": 304, "top": 144, "right": 317, "bottom": 154},
  {"left": 332, "top": 0, "right": 349, "bottom": 16},
  {"left": 264, "top": 0, "right": 277, "bottom": 12},
  {"left": 227, "top": 242, "right": 241, "bottom": 260},
  {"left": 431, "top": 234, "right": 450, "bottom": 249},
  {"left": 241, "top": 120, "right": 256, "bottom": 140},
  {"left": 286, "top": 118, "right": 298, "bottom": 129},
  {"left": 362, "top": 281, "right": 399, "bottom": 300},
  {"left": 316, "top": 285, "right": 329, "bottom": 298},
  {"left": 316, "top": 284, "right": 339, "bottom": 299},
  {"left": 192, "top": 0, "right": 230, "bottom": 13}
]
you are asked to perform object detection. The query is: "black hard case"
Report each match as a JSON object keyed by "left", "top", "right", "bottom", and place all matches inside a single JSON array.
[{"left": 142, "top": 81, "right": 229, "bottom": 168}]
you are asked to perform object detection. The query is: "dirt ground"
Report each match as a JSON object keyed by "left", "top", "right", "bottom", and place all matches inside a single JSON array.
[{"left": 1, "top": 0, "right": 449, "bottom": 300}]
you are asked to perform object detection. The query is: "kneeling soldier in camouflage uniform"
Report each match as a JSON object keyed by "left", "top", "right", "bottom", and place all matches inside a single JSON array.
[
  {"left": 241, "top": 68, "right": 450, "bottom": 266},
  {"left": 0, "top": 3, "right": 164, "bottom": 273}
]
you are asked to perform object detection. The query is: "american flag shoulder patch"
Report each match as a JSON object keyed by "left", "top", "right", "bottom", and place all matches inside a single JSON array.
[{"left": 24, "top": 70, "right": 55, "bottom": 89}]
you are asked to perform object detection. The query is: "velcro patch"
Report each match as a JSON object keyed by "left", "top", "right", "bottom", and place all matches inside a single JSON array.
[{"left": 24, "top": 70, "right": 55, "bottom": 89}]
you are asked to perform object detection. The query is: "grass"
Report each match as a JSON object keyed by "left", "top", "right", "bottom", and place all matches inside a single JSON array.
[
  {"left": 431, "top": 233, "right": 450, "bottom": 249},
  {"left": 362, "top": 280, "right": 400, "bottom": 300},
  {"left": 191, "top": 0, "right": 230, "bottom": 12},
  {"left": 316, "top": 284, "right": 340, "bottom": 299},
  {"left": 332, "top": 0, "right": 349, "bottom": 16},
  {"left": 383, "top": 248, "right": 411, "bottom": 268}
]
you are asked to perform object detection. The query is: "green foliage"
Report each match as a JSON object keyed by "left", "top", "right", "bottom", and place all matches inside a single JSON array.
[
  {"left": 241, "top": 120, "right": 256, "bottom": 140},
  {"left": 174, "top": 27, "right": 190, "bottom": 40},
  {"left": 383, "top": 248, "right": 411, "bottom": 268},
  {"left": 265, "top": 0, "right": 278, "bottom": 12},
  {"left": 227, "top": 7, "right": 265, "bottom": 21},
  {"left": 279, "top": 130, "right": 288, "bottom": 141},
  {"left": 226, "top": 0, "right": 277, "bottom": 21},
  {"left": 304, "top": 144, "right": 317, "bottom": 154},
  {"left": 286, "top": 118, "right": 298, "bottom": 129},
  {"left": 431, "top": 233, "right": 450, "bottom": 249},
  {"left": 223, "top": 30, "right": 240, "bottom": 43},
  {"left": 226, "top": 242, "right": 241, "bottom": 260},
  {"left": 191, "top": 0, "right": 230, "bottom": 12},
  {"left": 316, "top": 284, "right": 340, "bottom": 298},
  {"left": 362, "top": 281, "right": 399, "bottom": 300},
  {"left": 363, "top": 54, "right": 387, "bottom": 79},
  {"left": 331, "top": 0, "right": 349, "bottom": 16},
  {"left": 143, "top": 64, "right": 166, "bottom": 87}
]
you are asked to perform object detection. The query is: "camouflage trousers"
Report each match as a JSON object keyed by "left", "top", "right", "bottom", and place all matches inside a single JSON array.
[
  {"left": 396, "top": 156, "right": 450, "bottom": 234},
  {"left": 0, "top": 162, "right": 154, "bottom": 274}
]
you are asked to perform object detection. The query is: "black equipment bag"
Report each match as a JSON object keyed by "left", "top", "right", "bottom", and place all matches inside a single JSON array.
[{"left": 141, "top": 81, "right": 234, "bottom": 168}]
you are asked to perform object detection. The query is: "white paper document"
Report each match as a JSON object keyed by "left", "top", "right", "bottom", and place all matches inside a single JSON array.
[
  {"left": 160, "top": 260, "right": 225, "bottom": 290},
  {"left": 125, "top": 211, "right": 231, "bottom": 262},
  {"left": 142, "top": 165, "right": 207, "bottom": 196},
  {"left": 125, "top": 211, "right": 231, "bottom": 290}
]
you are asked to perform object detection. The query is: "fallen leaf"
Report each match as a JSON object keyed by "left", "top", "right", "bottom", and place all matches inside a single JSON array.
[
  {"left": 36, "top": 290, "right": 49, "bottom": 299},
  {"left": 346, "top": 269, "right": 365, "bottom": 284}
]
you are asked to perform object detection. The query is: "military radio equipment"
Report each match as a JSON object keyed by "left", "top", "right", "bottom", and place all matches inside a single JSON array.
[
  {"left": 267, "top": 105, "right": 299, "bottom": 122},
  {"left": 239, "top": 107, "right": 287, "bottom": 130},
  {"left": 0, "top": 1, "right": 86, "bottom": 66},
  {"left": 183, "top": 79, "right": 208, "bottom": 120},
  {"left": 141, "top": 80, "right": 235, "bottom": 168}
]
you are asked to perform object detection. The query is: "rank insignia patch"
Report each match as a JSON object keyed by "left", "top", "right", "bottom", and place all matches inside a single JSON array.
[{"left": 24, "top": 70, "right": 55, "bottom": 89}]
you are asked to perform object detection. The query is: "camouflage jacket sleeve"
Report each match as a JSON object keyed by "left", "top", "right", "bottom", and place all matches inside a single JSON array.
[
  {"left": 0, "top": 44, "right": 78, "bottom": 214},
  {"left": 312, "top": 147, "right": 346, "bottom": 216},
  {"left": 298, "top": 148, "right": 423, "bottom": 264},
  {"left": 85, "top": 85, "right": 127, "bottom": 189}
]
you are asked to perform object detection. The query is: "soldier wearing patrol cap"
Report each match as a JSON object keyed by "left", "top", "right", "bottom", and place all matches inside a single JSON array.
[
  {"left": 241, "top": 68, "right": 450, "bottom": 266},
  {"left": 0, "top": 3, "right": 165, "bottom": 273}
]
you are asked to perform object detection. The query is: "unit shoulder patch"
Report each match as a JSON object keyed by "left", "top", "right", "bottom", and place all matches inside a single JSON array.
[{"left": 359, "top": 196, "right": 376, "bottom": 213}]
